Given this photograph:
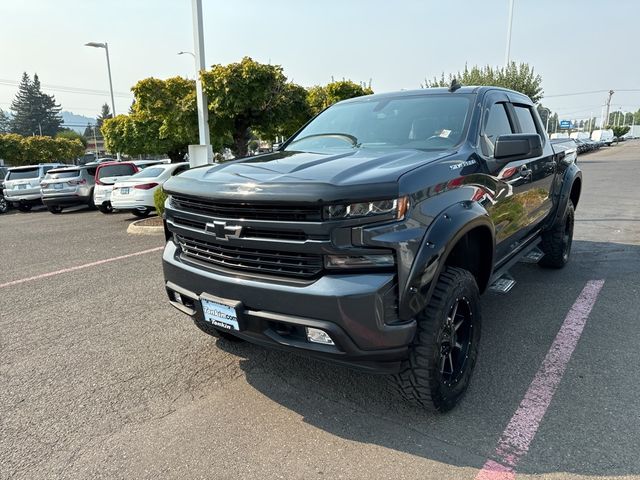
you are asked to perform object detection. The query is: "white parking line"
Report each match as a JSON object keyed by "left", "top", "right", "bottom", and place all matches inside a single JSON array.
[
  {"left": 475, "top": 279, "right": 605, "bottom": 480},
  {"left": 0, "top": 246, "right": 164, "bottom": 289}
]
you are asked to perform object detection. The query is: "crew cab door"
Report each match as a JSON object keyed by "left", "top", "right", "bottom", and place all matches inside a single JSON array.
[
  {"left": 477, "top": 93, "right": 557, "bottom": 263},
  {"left": 508, "top": 102, "right": 557, "bottom": 238}
]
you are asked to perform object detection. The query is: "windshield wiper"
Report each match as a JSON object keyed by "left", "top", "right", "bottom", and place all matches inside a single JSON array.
[{"left": 288, "top": 133, "right": 360, "bottom": 148}]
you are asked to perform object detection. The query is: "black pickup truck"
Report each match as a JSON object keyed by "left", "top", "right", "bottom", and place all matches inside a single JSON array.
[{"left": 162, "top": 86, "right": 582, "bottom": 412}]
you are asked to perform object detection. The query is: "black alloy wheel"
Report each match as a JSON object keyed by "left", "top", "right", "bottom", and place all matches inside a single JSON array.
[{"left": 438, "top": 297, "right": 474, "bottom": 387}]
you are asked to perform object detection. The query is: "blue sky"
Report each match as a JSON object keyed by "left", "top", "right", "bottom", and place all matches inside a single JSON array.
[{"left": 1, "top": 0, "right": 639, "bottom": 124}]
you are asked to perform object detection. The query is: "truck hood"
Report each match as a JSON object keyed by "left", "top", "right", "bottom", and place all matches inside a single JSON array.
[{"left": 164, "top": 148, "right": 455, "bottom": 203}]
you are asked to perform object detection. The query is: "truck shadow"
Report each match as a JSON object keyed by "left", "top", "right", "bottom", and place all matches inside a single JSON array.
[{"left": 215, "top": 240, "right": 640, "bottom": 477}]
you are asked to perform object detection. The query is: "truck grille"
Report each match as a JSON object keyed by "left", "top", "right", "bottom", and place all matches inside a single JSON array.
[
  {"left": 176, "top": 234, "right": 323, "bottom": 279},
  {"left": 171, "top": 195, "right": 322, "bottom": 222}
]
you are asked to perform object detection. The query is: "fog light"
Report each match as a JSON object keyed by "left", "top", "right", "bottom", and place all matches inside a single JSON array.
[
  {"left": 173, "top": 291, "right": 183, "bottom": 304},
  {"left": 305, "top": 327, "right": 335, "bottom": 345}
]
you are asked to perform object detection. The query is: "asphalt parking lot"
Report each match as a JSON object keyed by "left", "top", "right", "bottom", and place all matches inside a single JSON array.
[{"left": 1, "top": 142, "right": 639, "bottom": 480}]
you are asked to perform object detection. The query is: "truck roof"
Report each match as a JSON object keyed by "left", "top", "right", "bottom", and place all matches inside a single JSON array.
[{"left": 338, "top": 86, "right": 533, "bottom": 105}]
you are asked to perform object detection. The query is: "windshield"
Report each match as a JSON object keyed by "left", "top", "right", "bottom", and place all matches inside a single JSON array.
[
  {"left": 7, "top": 167, "right": 40, "bottom": 180},
  {"left": 131, "top": 167, "right": 165, "bottom": 179},
  {"left": 97, "top": 164, "right": 136, "bottom": 179},
  {"left": 285, "top": 94, "right": 472, "bottom": 153}
]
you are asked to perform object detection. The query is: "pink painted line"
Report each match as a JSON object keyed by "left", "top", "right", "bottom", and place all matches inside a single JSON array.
[
  {"left": 475, "top": 279, "right": 605, "bottom": 480},
  {"left": 0, "top": 246, "right": 164, "bottom": 289}
]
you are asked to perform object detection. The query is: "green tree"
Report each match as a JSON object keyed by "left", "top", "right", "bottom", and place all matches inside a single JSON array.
[
  {"left": 201, "top": 56, "right": 310, "bottom": 157},
  {"left": 103, "top": 76, "right": 200, "bottom": 162},
  {"left": 610, "top": 125, "right": 630, "bottom": 138},
  {"left": 307, "top": 80, "right": 374, "bottom": 116},
  {"left": 10, "top": 73, "right": 62, "bottom": 136},
  {"left": 0, "top": 133, "right": 24, "bottom": 165},
  {"left": 96, "top": 103, "right": 112, "bottom": 129},
  {"left": 0, "top": 134, "right": 83, "bottom": 166},
  {"left": 424, "top": 62, "right": 543, "bottom": 103},
  {"left": 56, "top": 129, "right": 87, "bottom": 148},
  {"left": 0, "top": 109, "right": 11, "bottom": 134}
]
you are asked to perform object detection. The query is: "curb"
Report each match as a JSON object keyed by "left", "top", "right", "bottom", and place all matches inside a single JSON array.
[{"left": 127, "top": 218, "right": 164, "bottom": 235}]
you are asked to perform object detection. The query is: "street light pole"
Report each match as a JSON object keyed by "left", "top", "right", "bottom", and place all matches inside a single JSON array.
[
  {"left": 85, "top": 41, "right": 120, "bottom": 160},
  {"left": 189, "top": 0, "right": 213, "bottom": 166},
  {"left": 504, "top": 0, "right": 515, "bottom": 66}
]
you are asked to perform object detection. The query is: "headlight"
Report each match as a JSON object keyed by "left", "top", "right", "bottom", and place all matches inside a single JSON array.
[
  {"left": 323, "top": 196, "right": 409, "bottom": 220},
  {"left": 325, "top": 254, "right": 395, "bottom": 269}
]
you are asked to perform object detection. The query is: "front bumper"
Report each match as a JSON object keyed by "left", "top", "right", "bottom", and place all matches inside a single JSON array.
[{"left": 163, "top": 241, "right": 416, "bottom": 373}]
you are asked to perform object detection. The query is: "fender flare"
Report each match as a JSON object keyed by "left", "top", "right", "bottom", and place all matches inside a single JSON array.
[
  {"left": 550, "top": 163, "right": 582, "bottom": 227},
  {"left": 399, "top": 201, "right": 495, "bottom": 320}
]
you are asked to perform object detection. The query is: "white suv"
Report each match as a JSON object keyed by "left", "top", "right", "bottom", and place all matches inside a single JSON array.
[{"left": 3, "top": 163, "right": 66, "bottom": 211}]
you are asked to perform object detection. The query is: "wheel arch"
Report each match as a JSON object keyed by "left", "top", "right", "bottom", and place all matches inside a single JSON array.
[
  {"left": 400, "top": 201, "right": 495, "bottom": 320},
  {"left": 570, "top": 177, "right": 581, "bottom": 210}
]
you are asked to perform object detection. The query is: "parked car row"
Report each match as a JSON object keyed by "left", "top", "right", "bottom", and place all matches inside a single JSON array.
[
  {"left": 0, "top": 159, "right": 186, "bottom": 216},
  {"left": 573, "top": 138, "right": 603, "bottom": 154}
]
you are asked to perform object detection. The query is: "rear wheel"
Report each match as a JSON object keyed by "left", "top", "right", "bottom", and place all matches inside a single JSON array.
[
  {"left": 539, "top": 201, "right": 574, "bottom": 269},
  {"left": 193, "top": 317, "right": 245, "bottom": 343},
  {"left": 395, "top": 266, "right": 481, "bottom": 412},
  {"left": 18, "top": 203, "right": 32, "bottom": 212},
  {"left": 131, "top": 207, "right": 151, "bottom": 218},
  {"left": 87, "top": 190, "right": 96, "bottom": 209},
  {"left": 0, "top": 196, "right": 8, "bottom": 214},
  {"left": 47, "top": 206, "right": 63, "bottom": 214},
  {"left": 98, "top": 202, "right": 113, "bottom": 214}
]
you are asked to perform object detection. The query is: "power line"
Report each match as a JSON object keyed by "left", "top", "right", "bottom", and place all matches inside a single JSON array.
[
  {"left": 546, "top": 89, "right": 640, "bottom": 98},
  {"left": 0, "top": 78, "right": 132, "bottom": 98}
]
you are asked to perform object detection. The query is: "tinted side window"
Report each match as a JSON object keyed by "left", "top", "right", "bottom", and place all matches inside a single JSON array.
[
  {"left": 172, "top": 165, "right": 189, "bottom": 176},
  {"left": 514, "top": 105, "right": 538, "bottom": 135},
  {"left": 482, "top": 103, "right": 513, "bottom": 156},
  {"left": 97, "top": 164, "right": 137, "bottom": 179}
]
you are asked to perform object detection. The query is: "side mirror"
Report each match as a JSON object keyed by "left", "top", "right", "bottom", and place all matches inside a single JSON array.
[{"left": 494, "top": 134, "right": 543, "bottom": 161}]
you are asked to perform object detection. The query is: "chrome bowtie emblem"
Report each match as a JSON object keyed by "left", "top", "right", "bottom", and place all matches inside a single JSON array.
[{"left": 205, "top": 220, "right": 242, "bottom": 240}]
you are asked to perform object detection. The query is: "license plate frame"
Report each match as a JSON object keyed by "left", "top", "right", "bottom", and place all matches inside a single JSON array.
[
  {"left": 54, "top": 183, "right": 64, "bottom": 190},
  {"left": 120, "top": 187, "right": 130, "bottom": 195},
  {"left": 200, "top": 294, "right": 243, "bottom": 331}
]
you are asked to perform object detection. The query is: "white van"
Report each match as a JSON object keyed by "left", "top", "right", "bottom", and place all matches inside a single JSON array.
[
  {"left": 570, "top": 132, "right": 590, "bottom": 140},
  {"left": 591, "top": 129, "right": 614, "bottom": 146}
]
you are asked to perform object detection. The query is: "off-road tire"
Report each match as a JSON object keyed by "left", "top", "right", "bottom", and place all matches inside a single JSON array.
[
  {"left": 539, "top": 201, "right": 574, "bottom": 269},
  {"left": 395, "top": 266, "right": 481, "bottom": 412},
  {"left": 193, "top": 317, "right": 245, "bottom": 343}
]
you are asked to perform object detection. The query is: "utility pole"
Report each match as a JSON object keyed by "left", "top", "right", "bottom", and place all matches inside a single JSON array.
[
  {"left": 504, "top": 0, "right": 515, "bottom": 66},
  {"left": 92, "top": 125, "right": 99, "bottom": 158},
  {"left": 189, "top": 0, "right": 213, "bottom": 166},
  {"left": 603, "top": 90, "right": 614, "bottom": 129}
]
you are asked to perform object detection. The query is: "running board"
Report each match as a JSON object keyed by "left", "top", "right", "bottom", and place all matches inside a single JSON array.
[
  {"left": 488, "top": 272, "right": 516, "bottom": 294},
  {"left": 519, "top": 246, "right": 545, "bottom": 264}
]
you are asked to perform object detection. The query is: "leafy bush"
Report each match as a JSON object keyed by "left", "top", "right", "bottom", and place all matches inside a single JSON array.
[{"left": 154, "top": 188, "right": 168, "bottom": 216}]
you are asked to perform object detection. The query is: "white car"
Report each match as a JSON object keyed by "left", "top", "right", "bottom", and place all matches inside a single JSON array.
[
  {"left": 111, "top": 162, "right": 189, "bottom": 217},
  {"left": 93, "top": 161, "right": 140, "bottom": 214}
]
